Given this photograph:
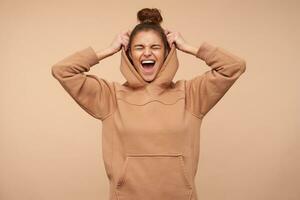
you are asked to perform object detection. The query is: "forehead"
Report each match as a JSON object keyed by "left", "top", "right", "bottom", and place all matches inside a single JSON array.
[{"left": 132, "top": 30, "right": 163, "bottom": 45}]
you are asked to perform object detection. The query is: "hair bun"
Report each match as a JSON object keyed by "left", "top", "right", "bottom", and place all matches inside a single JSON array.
[{"left": 137, "top": 8, "right": 163, "bottom": 25}]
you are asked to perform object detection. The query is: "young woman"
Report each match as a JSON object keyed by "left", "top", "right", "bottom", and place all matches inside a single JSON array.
[{"left": 52, "top": 8, "right": 246, "bottom": 200}]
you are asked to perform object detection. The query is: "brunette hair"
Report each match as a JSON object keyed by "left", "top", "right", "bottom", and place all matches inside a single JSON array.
[{"left": 126, "top": 8, "right": 170, "bottom": 61}]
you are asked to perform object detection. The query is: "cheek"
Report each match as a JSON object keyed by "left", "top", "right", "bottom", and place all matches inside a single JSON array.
[
  {"left": 156, "top": 54, "right": 165, "bottom": 63},
  {"left": 154, "top": 50, "right": 165, "bottom": 59},
  {"left": 131, "top": 53, "right": 141, "bottom": 64}
]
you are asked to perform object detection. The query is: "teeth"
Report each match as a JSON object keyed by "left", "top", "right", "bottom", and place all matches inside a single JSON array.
[{"left": 141, "top": 60, "right": 155, "bottom": 64}]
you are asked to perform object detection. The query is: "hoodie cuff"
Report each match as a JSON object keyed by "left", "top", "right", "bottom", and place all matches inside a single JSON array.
[
  {"left": 79, "top": 46, "right": 100, "bottom": 66},
  {"left": 195, "top": 42, "right": 217, "bottom": 61}
]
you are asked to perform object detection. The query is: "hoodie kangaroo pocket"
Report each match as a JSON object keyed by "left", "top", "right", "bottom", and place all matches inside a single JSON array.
[{"left": 115, "top": 153, "right": 193, "bottom": 200}]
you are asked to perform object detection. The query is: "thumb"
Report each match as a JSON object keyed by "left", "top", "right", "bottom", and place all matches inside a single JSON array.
[{"left": 127, "top": 29, "right": 132, "bottom": 36}]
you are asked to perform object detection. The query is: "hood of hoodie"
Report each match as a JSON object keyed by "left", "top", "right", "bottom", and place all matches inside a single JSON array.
[{"left": 120, "top": 43, "right": 179, "bottom": 90}]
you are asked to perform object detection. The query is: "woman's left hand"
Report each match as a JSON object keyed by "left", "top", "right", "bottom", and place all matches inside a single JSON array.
[{"left": 164, "top": 28, "right": 195, "bottom": 54}]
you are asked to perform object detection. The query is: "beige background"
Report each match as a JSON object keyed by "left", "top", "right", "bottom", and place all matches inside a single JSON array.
[{"left": 1, "top": 0, "right": 299, "bottom": 200}]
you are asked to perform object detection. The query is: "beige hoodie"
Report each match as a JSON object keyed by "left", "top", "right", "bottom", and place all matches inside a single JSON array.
[{"left": 51, "top": 42, "right": 246, "bottom": 200}]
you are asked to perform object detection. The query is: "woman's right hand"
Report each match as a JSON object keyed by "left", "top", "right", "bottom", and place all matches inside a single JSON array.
[{"left": 109, "top": 29, "right": 132, "bottom": 54}]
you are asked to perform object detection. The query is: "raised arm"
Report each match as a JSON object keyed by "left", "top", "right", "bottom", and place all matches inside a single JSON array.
[
  {"left": 185, "top": 42, "right": 246, "bottom": 118},
  {"left": 51, "top": 46, "right": 117, "bottom": 121}
]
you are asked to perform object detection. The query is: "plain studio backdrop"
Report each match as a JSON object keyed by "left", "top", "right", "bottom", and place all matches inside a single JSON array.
[{"left": 0, "top": 0, "right": 299, "bottom": 200}]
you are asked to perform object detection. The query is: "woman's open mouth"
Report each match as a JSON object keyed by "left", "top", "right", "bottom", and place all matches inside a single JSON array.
[{"left": 140, "top": 60, "right": 156, "bottom": 74}]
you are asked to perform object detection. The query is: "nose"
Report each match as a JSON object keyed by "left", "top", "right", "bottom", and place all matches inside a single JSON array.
[{"left": 143, "top": 48, "right": 152, "bottom": 56}]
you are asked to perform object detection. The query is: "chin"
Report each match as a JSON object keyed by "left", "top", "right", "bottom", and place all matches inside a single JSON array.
[
  {"left": 142, "top": 75, "right": 155, "bottom": 82},
  {"left": 137, "top": 68, "right": 157, "bottom": 82}
]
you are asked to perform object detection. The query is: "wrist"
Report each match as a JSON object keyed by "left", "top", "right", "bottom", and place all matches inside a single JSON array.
[
  {"left": 184, "top": 44, "right": 199, "bottom": 56},
  {"left": 96, "top": 46, "right": 116, "bottom": 61}
]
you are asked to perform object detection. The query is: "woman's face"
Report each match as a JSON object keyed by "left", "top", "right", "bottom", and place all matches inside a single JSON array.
[{"left": 128, "top": 30, "right": 167, "bottom": 83}]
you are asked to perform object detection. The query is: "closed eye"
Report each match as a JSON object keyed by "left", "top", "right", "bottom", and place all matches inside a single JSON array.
[{"left": 133, "top": 44, "right": 162, "bottom": 50}]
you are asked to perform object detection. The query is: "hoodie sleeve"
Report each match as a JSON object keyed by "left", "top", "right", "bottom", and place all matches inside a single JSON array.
[
  {"left": 185, "top": 42, "right": 246, "bottom": 118},
  {"left": 51, "top": 46, "right": 116, "bottom": 121}
]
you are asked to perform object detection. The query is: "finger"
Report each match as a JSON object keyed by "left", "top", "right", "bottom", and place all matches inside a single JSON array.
[
  {"left": 124, "top": 41, "right": 130, "bottom": 50},
  {"left": 166, "top": 35, "right": 173, "bottom": 43},
  {"left": 164, "top": 28, "right": 171, "bottom": 34},
  {"left": 126, "top": 29, "right": 131, "bottom": 36},
  {"left": 166, "top": 32, "right": 174, "bottom": 38},
  {"left": 121, "top": 37, "right": 127, "bottom": 44},
  {"left": 122, "top": 35, "right": 129, "bottom": 41},
  {"left": 167, "top": 38, "right": 172, "bottom": 47},
  {"left": 122, "top": 38, "right": 129, "bottom": 47},
  {"left": 121, "top": 30, "right": 129, "bottom": 37}
]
